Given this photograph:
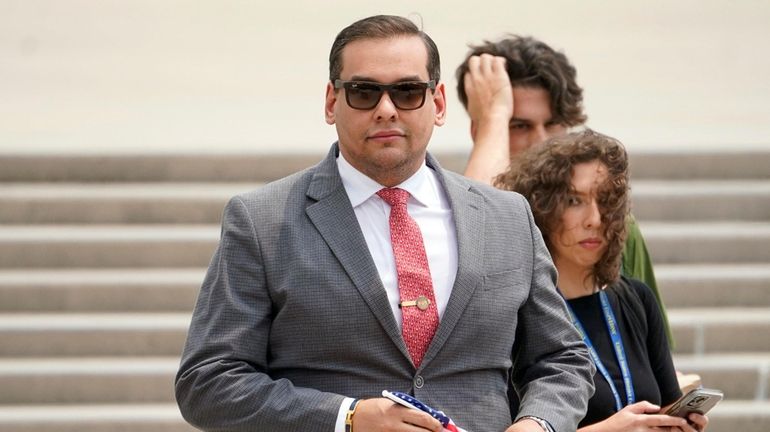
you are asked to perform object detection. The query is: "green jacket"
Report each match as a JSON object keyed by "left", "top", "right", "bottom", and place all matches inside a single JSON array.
[{"left": 623, "top": 215, "right": 674, "bottom": 348}]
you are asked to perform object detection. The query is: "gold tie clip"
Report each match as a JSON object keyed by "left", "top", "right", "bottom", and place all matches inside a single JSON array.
[{"left": 399, "top": 295, "right": 430, "bottom": 311}]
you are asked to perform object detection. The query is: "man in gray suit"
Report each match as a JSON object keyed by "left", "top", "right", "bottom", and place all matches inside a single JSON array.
[{"left": 176, "top": 15, "right": 594, "bottom": 432}]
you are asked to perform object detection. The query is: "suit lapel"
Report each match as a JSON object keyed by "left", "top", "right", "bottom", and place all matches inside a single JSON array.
[
  {"left": 305, "top": 144, "right": 410, "bottom": 360},
  {"left": 420, "top": 155, "right": 485, "bottom": 368}
]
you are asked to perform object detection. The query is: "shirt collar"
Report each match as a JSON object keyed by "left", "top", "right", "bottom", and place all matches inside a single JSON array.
[{"left": 336, "top": 152, "right": 441, "bottom": 209}]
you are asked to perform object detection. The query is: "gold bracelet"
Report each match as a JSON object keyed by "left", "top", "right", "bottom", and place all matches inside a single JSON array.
[{"left": 344, "top": 399, "right": 361, "bottom": 432}]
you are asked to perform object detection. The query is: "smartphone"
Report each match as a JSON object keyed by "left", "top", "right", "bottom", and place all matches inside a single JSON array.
[{"left": 665, "top": 388, "right": 723, "bottom": 417}]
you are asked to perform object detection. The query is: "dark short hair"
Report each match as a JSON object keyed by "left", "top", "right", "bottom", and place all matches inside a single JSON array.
[
  {"left": 495, "top": 130, "right": 629, "bottom": 288},
  {"left": 455, "top": 35, "right": 586, "bottom": 127},
  {"left": 329, "top": 15, "right": 441, "bottom": 83}
]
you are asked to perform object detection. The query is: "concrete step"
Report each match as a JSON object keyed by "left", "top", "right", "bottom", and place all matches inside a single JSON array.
[
  {"left": 673, "top": 353, "right": 770, "bottom": 400},
  {"left": 0, "top": 404, "right": 196, "bottom": 432},
  {"left": 0, "top": 269, "right": 203, "bottom": 312},
  {"left": 0, "top": 225, "right": 218, "bottom": 268},
  {"left": 0, "top": 357, "right": 178, "bottom": 404},
  {"left": 3, "top": 180, "right": 769, "bottom": 224},
  {"left": 0, "top": 264, "right": 765, "bottom": 314},
  {"left": 628, "top": 151, "right": 770, "bottom": 180},
  {"left": 2, "top": 307, "right": 769, "bottom": 357},
  {"left": 631, "top": 180, "right": 770, "bottom": 221},
  {"left": 0, "top": 354, "right": 766, "bottom": 407},
  {"left": 0, "top": 154, "right": 325, "bottom": 183},
  {"left": 0, "top": 182, "right": 251, "bottom": 225},
  {"left": 0, "top": 359, "right": 759, "bottom": 431},
  {"left": 0, "top": 403, "right": 764, "bottom": 432},
  {"left": 656, "top": 264, "right": 770, "bottom": 308},
  {"left": 707, "top": 401, "right": 770, "bottom": 432},
  {"left": 641, "top": 222, "right": 770, "bottom": 264},
  {"left": 669, "top": 308, "right": 770, "bottom": 355},
  {"left": 2, "top": 223, "right": 769, "bottom": 268},
  {"left": 0, "top": 313, "right": 189, "bottom": 357},
  {"left": 1, "top": 152, "right": 767, "bottom": 182}
]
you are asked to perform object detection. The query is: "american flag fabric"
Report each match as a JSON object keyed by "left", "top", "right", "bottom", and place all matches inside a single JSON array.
[{"left": 382, "top": 390, "right": 468, "bottom": 432}]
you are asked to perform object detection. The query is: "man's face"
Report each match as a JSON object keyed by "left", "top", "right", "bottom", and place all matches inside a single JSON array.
[
  {"left": 508, "top": 86, "right": 567, "bottom": 156},
  {"left": 325, "top": 36, "right": 446, "bottom": 187}
]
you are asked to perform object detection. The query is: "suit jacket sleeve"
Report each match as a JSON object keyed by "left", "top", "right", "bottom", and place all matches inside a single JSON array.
[
  {"left": 175, "top": 195, "right": 344, "bottom": 432},
  {"left": 510, "top": 194, "right": 596, "bottom": 432}
]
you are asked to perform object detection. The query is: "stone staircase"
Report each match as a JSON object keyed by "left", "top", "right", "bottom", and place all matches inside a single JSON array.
[
  {"left": 631, "top": 152, "right": 770, "bottom": 431},
  {"left": 0, "top": 151, "right": 768, "bottom": 431}
]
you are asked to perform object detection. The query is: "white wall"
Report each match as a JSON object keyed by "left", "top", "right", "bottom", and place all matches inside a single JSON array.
[{"left": 2, "top": 0, "right": 769, "bottom": 154}]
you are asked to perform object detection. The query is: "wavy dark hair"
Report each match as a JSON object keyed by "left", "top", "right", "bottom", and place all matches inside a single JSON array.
[
  {"left": 329, "top": 15, "right": 441, "bottom": 83},
  {"left": 455, "top": 35, "right": 586, "bottom": 127},
  {"left": 495, "top": 130, "right": 629, "bottom": 288}
]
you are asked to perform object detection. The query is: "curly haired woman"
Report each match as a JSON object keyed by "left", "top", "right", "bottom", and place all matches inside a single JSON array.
[{"left": 497, "top": 130, "right": 708, "bottom": 432}]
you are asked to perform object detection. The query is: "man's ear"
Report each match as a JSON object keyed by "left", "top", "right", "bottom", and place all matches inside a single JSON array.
[
  {"left": 324, "top": 81, "right": 336, "bottom": 125},
  {"left": 432, "top": 82, "right": 447, "bottom": 126}
]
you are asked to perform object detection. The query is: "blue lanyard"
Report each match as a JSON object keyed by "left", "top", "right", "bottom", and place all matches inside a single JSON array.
[{"left": 564, "top": 290, "right": 635, "bottom": 412}]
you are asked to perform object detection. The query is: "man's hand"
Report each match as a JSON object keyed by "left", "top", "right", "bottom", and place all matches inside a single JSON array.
[
  {"left": 465, "top": 54, "right": 513, "bottom": 126},
  {"left": 352, "top": 398, "right": 443, "bottom": 432},
  {"left": 462, "top": 54, "right": 514, "bottom": 185}
]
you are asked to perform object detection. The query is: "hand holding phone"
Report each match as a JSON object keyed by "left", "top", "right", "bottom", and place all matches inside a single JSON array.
[{"left": 665, "top": 388, "right": 723, "bottom": 417}]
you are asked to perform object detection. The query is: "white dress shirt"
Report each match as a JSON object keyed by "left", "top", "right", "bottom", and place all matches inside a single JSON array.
[{"left": 333, "top": 152, "right": 459, "bottom": 432}]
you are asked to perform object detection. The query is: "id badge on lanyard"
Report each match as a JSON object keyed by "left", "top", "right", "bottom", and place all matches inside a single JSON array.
[{"left": 564, "top": 290, "right": 635, "bottom": 411}]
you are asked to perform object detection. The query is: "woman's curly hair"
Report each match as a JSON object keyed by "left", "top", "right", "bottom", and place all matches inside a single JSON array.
[{"left": 495, "top": 130, "right": 630, "bottom": 288}]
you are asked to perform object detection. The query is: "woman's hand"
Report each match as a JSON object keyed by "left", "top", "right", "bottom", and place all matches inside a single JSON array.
[
  {"left": 580, "top": 401, "right": 689, "bottom": 431},
  {"left": 671, "top": 412, "right": 709, "bottom": 432}
]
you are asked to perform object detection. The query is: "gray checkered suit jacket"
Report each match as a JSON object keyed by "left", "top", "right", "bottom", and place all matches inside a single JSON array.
[{"left": 175, "top": 143, "right": 594, "bottom": 432}]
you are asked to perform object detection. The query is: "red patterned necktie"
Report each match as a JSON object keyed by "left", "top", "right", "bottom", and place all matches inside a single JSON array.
[{"left": 377, "top": 187, "right": 439, "bottom": 368}]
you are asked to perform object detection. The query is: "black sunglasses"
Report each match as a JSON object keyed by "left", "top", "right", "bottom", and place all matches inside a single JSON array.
[{"left": 334, "top": 80, "right": 436, "bottom": 110}]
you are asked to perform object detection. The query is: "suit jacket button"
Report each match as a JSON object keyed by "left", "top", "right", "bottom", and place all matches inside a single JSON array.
[{"left": 414, "top": 375, "right": 424, "bottom": 388}]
